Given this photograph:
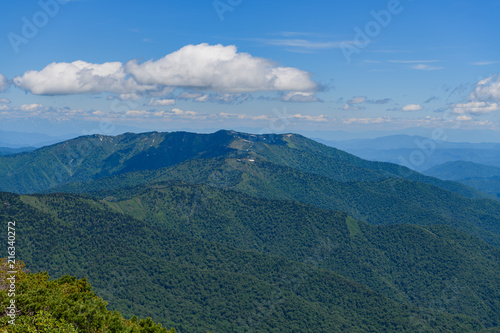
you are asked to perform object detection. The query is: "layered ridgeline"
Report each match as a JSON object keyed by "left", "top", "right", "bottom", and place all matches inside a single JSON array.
[
  {"left": 0, "top": 130, "right": 489, "bottom": 198},
  {"left": 0, "top": 191, "right": 495, "bottom": 332},
  {"left": 17, "top": 130, "right": 500, "bottom": 247},
  {"left": 95, "top": 181, "right": 500, "bottom": 327},
  {"left": 424, "top": 160, "right": 500, "bottom": 198}
]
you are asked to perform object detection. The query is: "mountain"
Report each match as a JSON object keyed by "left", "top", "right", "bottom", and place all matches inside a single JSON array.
[
  {"left": 2, "top": 191, "right": 487, "bottom": 332},
  {"left": 2, "top": 130, "right": 498, "bottom": 246},
  {"left": 0, "top": 129, "right": 75, "bottom": 148},
  {"left": 93, "top": 180, "right": 500, "bottom": 326},
  {"left": 3, "top": 130, "right": 500, "bottom": 331},
  {"left": 423, "top": 161, "right": 500, "bottom": 181},
  {"left": 0, "top": 130, "right": 489, "bottom": 200},
  {"left": 37, "top": 132, "right": 500, "bottom": 248},
  {"left": 423, "top": 161, "right": 500, "bottom": 198},
  {"left": 318, "top": 135, "right": 500, "bottom": 171}
]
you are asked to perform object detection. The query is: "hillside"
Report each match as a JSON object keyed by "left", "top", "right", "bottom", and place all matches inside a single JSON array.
[
  {"left": 2, "top": 191, "right": 484, "bottom": 332},
  {"left": 1, "top": 130, "right": 499, "bottom": 247},
  {"left": 3, "top": 130, "right": 500, "bottom": 330},
  {"left": 95, "top": 180, "right": 500, "bottom": 325},
  {"left": 53, "top": 156, "right": 500, "bottom": 248},
  {"left": 0, "top": 147, "right": 35, "bottom": 156},
  {"left": 0, "top": 261, "right": 174, "bottom": 332}
]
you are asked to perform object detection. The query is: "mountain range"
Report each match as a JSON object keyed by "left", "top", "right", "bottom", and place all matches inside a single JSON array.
[
  {"left": 319, "top": 135, "right": 500, "bottom": 172},
  {"left": 1, "top": 130, "right": 500, "bottom": 332}
]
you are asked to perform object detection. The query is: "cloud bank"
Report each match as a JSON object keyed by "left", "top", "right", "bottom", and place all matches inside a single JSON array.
[{"left": 13, "top": 44, "right": 319, "bottom": 99}]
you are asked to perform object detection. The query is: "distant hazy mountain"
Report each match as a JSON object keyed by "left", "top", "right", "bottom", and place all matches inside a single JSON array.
[
  {"left": 318, "top": 135, "right": 500, "bottom": 171},
  {"left": 423, "top": 161, "right": 500, "bottom": 181},
  {"left": 424, "top": 161, "right": 500, "bottom": 198},
  {"left": 0, "top": 129, "right": 76, "bottom": 148}
]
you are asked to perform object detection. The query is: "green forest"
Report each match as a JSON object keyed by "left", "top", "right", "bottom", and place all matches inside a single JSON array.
[
  {"left": 1, "top": 131, "right": 499, "bottom": 332},
  {"left": 0, "top": 260, "right": 175, "bottom": 332}
]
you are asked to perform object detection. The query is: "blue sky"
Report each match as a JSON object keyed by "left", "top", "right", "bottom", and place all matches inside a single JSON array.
[{"left": 1, "top": 0, "right": 500, "bottom": 140}]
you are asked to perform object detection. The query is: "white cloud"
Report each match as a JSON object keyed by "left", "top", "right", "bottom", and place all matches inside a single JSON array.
[
  {"left": 291, "top": 114, "right": 328, "bottom": 122},
  {"left": 118, "top": 92, "right": 144, "bottom": 100},
  {"left": 470, "top": 75, "right": 500, "bottom": 102},
  {"left": 347, "top": 96, "right": 366, "bottom": 104},
  {"left": 0, "top": 74, "right": 9, "bottom": 92},
  {"left": 281, "top": 91, "right": 319, "bottom": 102},
  {"left": 401, "top": 104, "right": 422, "bottom": 111},
  {"left": 147, "top": 98, "right": 175, "bottom": 106},
  {"left": 177, "top": 92, "right": 204, "bottom": 100},
  {"left": 177, "top": 92, "right": 251, "bottom": 104},
  {"left": 14, "top": 60, "right": 153, "bottom": 95},
  {"left": 343, "top": 117, "right": 389, "bottom": 125},
  {"left": 457, "top": 115, "right": 472, "bottom": 121},
  {"left": 20, "top": 104, "right": 44, "bottom": 111},
  {"left": 126, "top": 43, "right": 318, "bottom": 93},
  {"left": 0, "top": 98, "right": 11, "bottom": 104},
  {"left": 452, "top": 101, "right": 500, "bottom": 115},
  {"left": 13, "top": 44, "right": 318, "bottom": 99},
  {"left": 195, "top": 94, "right": 210, "bottom": 102},
  {"left": 342, "top": 104, "right": 364, "bottom": 111},
  {"left": 448, "top": 75, "right": 500, "bottom": 116}
]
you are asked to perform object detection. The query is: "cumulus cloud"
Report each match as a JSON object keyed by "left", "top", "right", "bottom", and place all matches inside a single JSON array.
[
  {"left": 450, "top": 75, "right": 500, "bottom": 115},
  {"left": 343, "top": 117, "right": 389, "bottom": 125},
  {"left": 0, "top": 98, "right": 11, "bottom": 104},
  {"left": 342, "top": 96, "right": 367, "bottom": 111},
  {"left": 20, "top": 104, "right": 44, "bottom": 111},
  {"left": 14, "top": 61, "right": 153, "bottom": 95},
  {"left": 177, "top": 92, "right": 205, "bottom": 100},
  {"left": 281, "top": 91, "right": 320, "bottom": 102},
  {"left": 0, "top": 74, "right": 10, "bottom": 92},
  {"left": 401, "top": 104, "right": 422, "bottom": 111},
  {"left": 291, "top": 114, "right": 328, "bottom": 122},
  {"left": 470, "top": 75, "right": 500, "bottom": 102},
  {"left": 13, "top": 44, "right": 318, "bottom": 100},
  {"left": 452, "top": 101, "right": 500, "bottom": 115},
  {"left": 342, "top": 104, "right": 365, "bottom": 111},
  {"left": 147, "top": 98, "right": 175, "bottom": 106},
  {"left": 125, "top": 43, "right": 318, "bottom": 93}
]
